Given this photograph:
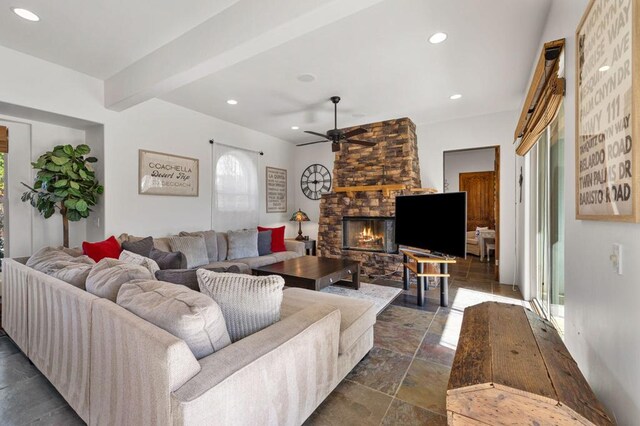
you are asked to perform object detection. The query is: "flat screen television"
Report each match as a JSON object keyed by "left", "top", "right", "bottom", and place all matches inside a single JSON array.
[{"left": 395, "top": 192, "right": 467, "bottom": 258}]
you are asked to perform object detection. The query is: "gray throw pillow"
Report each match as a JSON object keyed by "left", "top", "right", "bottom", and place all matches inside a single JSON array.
[
  {"left": 86, "top": 258, "right": 154, "bottom": 302},
  {"left": 150, "top": 248, "right": 186, "bottom": 270},
  {"left": 197, "top": 269, "right": 284, "bottom": 342},
  {"left": 168, "top": 236, "right": 209, "bottom": 269},
  {"left": 121, "top": 236, "right": 154, "bottom": 257},
  {"left": 117, "top": 280, "right": 231, "bottom": 359},
  {"left": 119, "top": 250, "right": 160, "bottom": 276},
  {"left": 227, "top": 229, "right": 259, "bottom": 260},
  {"left": 179, "top": 230, "right": 218, "bottom": 264},
  {"left": 257, "top": 230, "right": 272, "bottom": 256}
]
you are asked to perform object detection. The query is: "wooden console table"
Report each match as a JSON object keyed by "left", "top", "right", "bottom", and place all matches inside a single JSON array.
[{"left": 402, "top": 249, "right": 456, "bottom": 307}]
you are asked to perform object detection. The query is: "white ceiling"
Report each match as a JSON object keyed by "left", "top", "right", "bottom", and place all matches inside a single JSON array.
[
  {"left": 161, "top": 0, "right": 551, "bottom": 142},
  {"left": 0, "top": 0, "right": 239, "bottom": 78},
  {"left": 0, "top": 0, "right": 552, "bottom": 142}
]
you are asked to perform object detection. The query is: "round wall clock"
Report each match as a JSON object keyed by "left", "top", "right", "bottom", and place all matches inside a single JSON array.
[{"left": 301, "top": 164, "right": 332, "bottom": 200}]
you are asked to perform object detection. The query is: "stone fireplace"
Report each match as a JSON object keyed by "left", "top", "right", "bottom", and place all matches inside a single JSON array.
[{"left": 318, "top": 117, "right": 433, "bottom": 280}]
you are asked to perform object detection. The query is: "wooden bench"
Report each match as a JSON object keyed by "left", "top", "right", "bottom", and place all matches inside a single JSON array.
[{"left": 447, "top": 302, "right": 614, "bottom": 425}]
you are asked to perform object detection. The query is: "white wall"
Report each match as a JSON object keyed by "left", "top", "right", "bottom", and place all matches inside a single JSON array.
[
  {"left": 0, "top": 44, "right": 298, "bottom": 253},
  {"left": 1, "top": 117, "right": 89, "bottom": 256},
  {"left": 524, "top": 0, "right": 640, "bottom": 423},
  {"left": 443, "top": 148, "right": 495, "bottom": 193},
  {"left": 417, "top": 110, "right": 519, "bottom": 284}
]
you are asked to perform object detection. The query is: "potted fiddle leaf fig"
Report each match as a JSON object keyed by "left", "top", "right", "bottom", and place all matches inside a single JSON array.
[{"left": 21, "top": 144, "right": 103, "bottom": 248}]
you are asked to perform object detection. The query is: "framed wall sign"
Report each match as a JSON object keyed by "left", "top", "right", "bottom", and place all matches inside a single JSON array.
[
  {"left": 139, "top": 150, "right": 199, "bottom": 197},
  {"left": 576, "top": 0, "right": 640, "bottom": 221},
  {"left": 266, "top": 166, "right": 287, "bottom": 213}
]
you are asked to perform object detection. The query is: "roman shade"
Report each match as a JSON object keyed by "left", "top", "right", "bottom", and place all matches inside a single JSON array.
[
  {"left": 514, "top": 39, "right": 565, "bottom": 156},
  {"left": 0, "top": 126, "right": 8, "bottom": 153}
]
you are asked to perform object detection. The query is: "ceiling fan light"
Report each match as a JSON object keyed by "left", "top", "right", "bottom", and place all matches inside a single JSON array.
[{"left": 291, "top": 126, "right": 299, "bottom": 130}]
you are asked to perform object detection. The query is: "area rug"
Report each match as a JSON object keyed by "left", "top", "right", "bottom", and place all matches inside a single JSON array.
[{"left": 320, "top": 282, "right": 402, "bottom": 315}]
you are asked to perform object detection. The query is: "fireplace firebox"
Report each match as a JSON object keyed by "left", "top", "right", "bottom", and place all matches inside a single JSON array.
[{"left": 342, "top": 216, "right": 397, "bottom": 253}]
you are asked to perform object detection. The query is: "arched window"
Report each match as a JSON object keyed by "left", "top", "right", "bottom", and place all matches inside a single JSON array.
[{"left": 213, "top": 148, "right": 259, "bottom": 230}]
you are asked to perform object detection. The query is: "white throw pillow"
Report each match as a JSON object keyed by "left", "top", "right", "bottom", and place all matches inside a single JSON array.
[
  {"left": 119, "top": 250, "right": 160, "bottom": 277},
  {"left": 86, "top": 258, "right": 154, "bottom": 302},
  {"left": 197, "top": 269, "right": 284, "bottom": 342},
  {"left": 117, "top": 280, "right": 231, "bottom": 359}
]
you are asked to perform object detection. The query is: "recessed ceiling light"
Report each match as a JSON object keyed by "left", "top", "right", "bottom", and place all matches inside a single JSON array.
[
  {"left": 449, "top": 94, "right": 462, "bottom": 100},
  {"left": 428, "top": 32, "right": 447, "bottom": 44},
  {"left": 291, "top": 126, "right": 299, "bottom": 130},
  {"left": 297, "top": 73, "right": 316, "bottom": 83},
  {"left": 598, "top": 65, "right": 611, "bottom": 72},
  {"left": 226, "top": 99, "right": 238, "bottom": 105},
  {"left": 12, "top": 7, "right": 40, "bottom": 21}
]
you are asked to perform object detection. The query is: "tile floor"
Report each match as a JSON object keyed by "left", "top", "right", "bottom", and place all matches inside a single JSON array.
[{"left": 0, "top": 256, "right": 527, "bottom": 425}]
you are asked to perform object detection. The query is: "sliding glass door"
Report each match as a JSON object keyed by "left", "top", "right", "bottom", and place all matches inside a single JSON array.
[{"left": 534, "top": 103, "right": 565, "bottom": 334}]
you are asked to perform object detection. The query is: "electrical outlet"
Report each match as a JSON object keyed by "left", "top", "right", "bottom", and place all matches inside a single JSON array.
[{"left": 611, "top": 243, "right": 622, "bottom": 275}]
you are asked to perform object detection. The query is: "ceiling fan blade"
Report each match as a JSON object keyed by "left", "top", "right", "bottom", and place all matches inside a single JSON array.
[
  {"left": 304, "top": 130, "right": 329, "bottom": 139},
  {"left": 346, "top": 139, "right": 376, "bottom": 147},
  {"left": 331, "top": 143, "right": 341, "bottom": 152},
  {"left": 297, "top": 140, "right": 329, "bottom": 147},
  {"left": 342, "top": 127, "right": 368, "bottom": 139}
]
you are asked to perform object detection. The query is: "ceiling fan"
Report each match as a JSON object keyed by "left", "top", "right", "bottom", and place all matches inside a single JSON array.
[{"left": 296, "top": 96, "right": 375, "bottom": 152}]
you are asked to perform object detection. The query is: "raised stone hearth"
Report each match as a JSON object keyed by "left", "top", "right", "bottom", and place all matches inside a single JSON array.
[{"left": 318, "top": 117, "right": 434, "bottom": 280}]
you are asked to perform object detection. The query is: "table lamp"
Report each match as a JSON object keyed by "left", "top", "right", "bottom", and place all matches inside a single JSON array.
[{"left": 290, "top": 209, "right": 310, "bottom": 241}]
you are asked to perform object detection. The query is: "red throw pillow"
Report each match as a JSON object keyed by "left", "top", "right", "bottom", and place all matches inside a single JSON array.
[
  {"left": 257, "top": 226, "right": 286, "bottom": 252},
  {"left": 82, "top": 236, "right": 122, "bottom": 262}
]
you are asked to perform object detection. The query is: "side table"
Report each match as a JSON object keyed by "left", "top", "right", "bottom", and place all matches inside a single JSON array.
[{"left": 287, "top": 238, "right": 316, "bottom": 256}]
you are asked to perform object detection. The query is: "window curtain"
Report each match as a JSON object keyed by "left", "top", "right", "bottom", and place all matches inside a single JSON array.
[{"left": 212, "top": 144, "right": 259, "bottom": 232}]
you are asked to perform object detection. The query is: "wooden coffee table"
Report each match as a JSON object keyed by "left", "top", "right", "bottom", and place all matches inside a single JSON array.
[{"left": 252, "top": 256, "right": 360, "bottom": 291}]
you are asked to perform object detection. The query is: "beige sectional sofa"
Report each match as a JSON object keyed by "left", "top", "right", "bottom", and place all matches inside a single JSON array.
[{"left": 2, "top": 254, "right": 375, "bottom": 425}]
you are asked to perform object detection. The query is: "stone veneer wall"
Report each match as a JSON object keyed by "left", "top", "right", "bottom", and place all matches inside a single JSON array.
[{"left": 318, "top": 117, "right": 433, "bottom": 280}]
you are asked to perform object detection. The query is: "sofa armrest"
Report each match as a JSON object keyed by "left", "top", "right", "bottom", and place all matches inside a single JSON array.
[
  {"left": 90, "top": 299, "right": 201, "bottom": 426},
  {"left": 172, "top": 303, "right": 341, "bottom": 425},
  {"left": 285, "top": 239, "right": 306, "bottom": 256}
]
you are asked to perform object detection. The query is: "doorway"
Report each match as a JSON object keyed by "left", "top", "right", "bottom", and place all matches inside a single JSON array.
[{"left": 444, "top": 146, "right": 500, "bottom": 280}]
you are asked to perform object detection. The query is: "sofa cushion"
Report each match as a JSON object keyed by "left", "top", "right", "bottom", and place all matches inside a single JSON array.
[
  {"left": 117, "top": 280, "right": 231, "bottom": 359},
  {"left": 82, "top": 236, "right": 122, "bottom": 262},
  {"left": 257, "top": 226, "right": 286, "bottom": 252},
  {"left": 86, "top": 258, "right": 154, "bottom": 301},
  {"left": 230, "top": 255, "right": 277, "bottom": 269},
  {"left": 271, "top": 251, "right": 300, "bottom": 262},
  {"left": 281, "top": 287, "right": 376, "bottom": 355},
  {"left": 168, "top": 236, "right": 209, "bottom": 269},
  {"left": 26, "top": 246, "right": 95, "bottom": 289},
  {"left": 155, "top": 265, "right": 242, "bottom": 291},
  {"left": 227, "top": 229, "right": 259, "bottom": 260},
  {"left": 121, "top": 236, "right": 154, "bottom": 257},
  {"left": 119, "top": 250, "right": 160, "bottom": 276},
  {"left": 179, "top": 230, "right": 218, "bottom": 263},
  {"left": 257, "top": 230, "right": 272, "bottom": 256},
  {"left": 197, "top": 270, "right": 284, "bottom": 342}
]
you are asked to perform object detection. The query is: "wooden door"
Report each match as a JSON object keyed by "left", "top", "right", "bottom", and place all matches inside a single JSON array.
[{"left": 459, "top": 171, "right": 496, "bottom": 231}]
